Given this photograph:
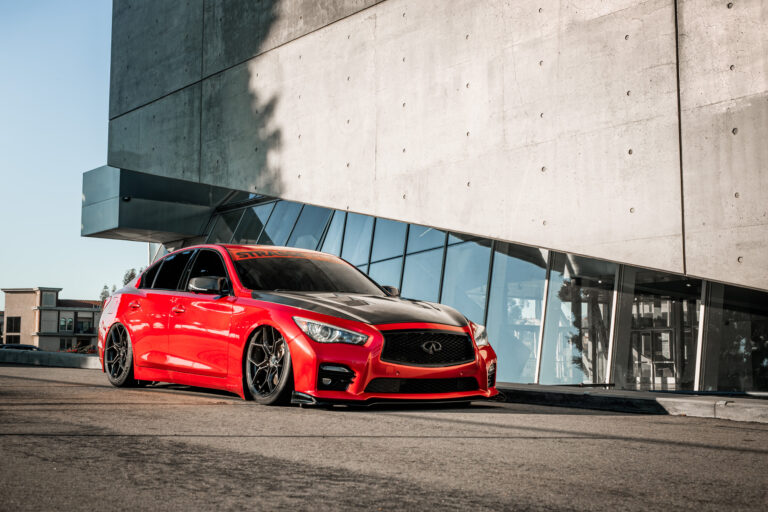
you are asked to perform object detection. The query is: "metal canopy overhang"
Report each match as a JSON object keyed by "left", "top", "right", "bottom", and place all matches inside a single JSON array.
[{"left": 81, "top": 166, "right": 235, "bottom": 243}]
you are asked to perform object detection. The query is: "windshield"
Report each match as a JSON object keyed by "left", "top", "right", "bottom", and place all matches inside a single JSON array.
[{"left": 228, "top": 248, "right": 385, "bottom": 295}]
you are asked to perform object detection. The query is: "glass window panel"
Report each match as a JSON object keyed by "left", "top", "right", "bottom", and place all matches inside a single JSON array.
[
  {"left": 341, "top": 213, "right": 374, "bottom": 266},
  {"left": 400, "top": 247, "right": 443, "bottom": 302},
  {"left": 702, "top": 283, "right": 768, "bottom": 392},
  {"left": 206, "top": 209, "right": 244, "bottom": 243},
  {"left": 232, "top": 203, "right": 275, "bottom": 244},
  {"left": 42, "top": 292, "right": 56, "bottom": 307},
  {"left": 368, "top": 257, "right": 403, "bottom": 288},
  {"left": 448, "top": 233, "right": 480, "bottom": 245},
  {"left": 613, "top": 269, "right": 701, "bottom": 391},
  {"left": 406, "top": 224, "right": 445, "bottom": 254},
  {"left": 370, "top": 219, "right": 407, "bottom": 262},
  {"left": 59, "top": 312, "right": 74, "bottom": 332},
  {"left": 286, "top": 205, "right": 333, "bottom": 250},
  {"left": 440, "top": 240, "right": 491, "bottom": 324},
  {"left": 321, "top": 211, "right": 345, "bottom": 256},
  {"left": 257, "top": 201, "right": 302, "bottom": 246},
  {"left": 486, "top": 243, "right": 549, "bottom": 384},
  {"left": 540, "top": 253, "right": 617, "bottom": 385}
]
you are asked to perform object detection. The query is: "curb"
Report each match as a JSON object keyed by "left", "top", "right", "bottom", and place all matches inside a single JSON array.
[
  {"left": 498, "top": 384, "right": 768, "bottom": 424},
  {"left": 0, "top": 350, "right": 101, "bottom": 370}
]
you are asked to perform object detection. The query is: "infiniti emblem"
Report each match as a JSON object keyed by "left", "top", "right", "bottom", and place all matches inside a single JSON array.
[{"left": 421, "top": 340, "right": 443, "bottom": 355}]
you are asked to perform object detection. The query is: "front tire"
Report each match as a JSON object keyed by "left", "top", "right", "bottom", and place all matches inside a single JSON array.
[
  {"left": 104, "top": 323, "right": 138, "bottom": 387},
  {"left": 243, "top": 326, "right": 294, "bottom": 405}
]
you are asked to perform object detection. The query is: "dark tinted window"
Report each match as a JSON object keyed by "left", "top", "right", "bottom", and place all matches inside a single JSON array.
[
  {"left": 153, "top": 250, "right": 195, "bottom": 290},
  {"left": 188, "top": 250, "right": 228, "bottom": 282},
  {"left": 139, "top": 261, "right": 162, "bottom": 289},
  {"left": 231, "top": 252, "right": 384, "bottom": 295}
]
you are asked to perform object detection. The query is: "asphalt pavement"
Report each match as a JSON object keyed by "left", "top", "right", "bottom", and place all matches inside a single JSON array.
[{"left": 1, "top": 365, "right": 767, "bottom": 511}]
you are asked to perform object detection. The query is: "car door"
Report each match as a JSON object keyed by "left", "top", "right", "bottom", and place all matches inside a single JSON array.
[
  {"left": 167, "top": 249, "right": 234, "bottom": 378},
  {"left": 124, "top": 249, "right": 196, "bottom": 370}
]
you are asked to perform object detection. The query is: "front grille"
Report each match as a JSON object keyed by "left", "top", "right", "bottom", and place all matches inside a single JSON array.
[
  {"left": 380, "top": 330, "right": 475, "bottom": 367},
  {"left": 364, "top": 377, "right": 479, "bottom": 394}
]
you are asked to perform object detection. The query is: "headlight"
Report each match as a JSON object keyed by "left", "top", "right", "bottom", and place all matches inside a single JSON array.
[
  {"left": 293, "top": 317, "right": 369, "bottom": 345},
  {"left": 471, "top": 322, "right": 490, "bottom": 347}
]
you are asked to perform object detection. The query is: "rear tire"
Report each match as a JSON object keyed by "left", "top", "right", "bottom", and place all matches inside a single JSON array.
[
  {"left": 104, "top": 323, "right": 138, "bottom": 387},
  {"left": 243, "top": 326, "right": 294, "bottom": 405}
]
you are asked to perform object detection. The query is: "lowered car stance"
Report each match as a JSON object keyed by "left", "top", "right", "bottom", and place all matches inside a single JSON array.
[{"left": 98, "top": 244, "right": 498, "bottom": 405}]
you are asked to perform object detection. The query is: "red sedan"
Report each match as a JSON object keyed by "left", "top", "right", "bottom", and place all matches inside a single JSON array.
[{"left": 98, "top": 244, "right": 498, "bottom": 406}]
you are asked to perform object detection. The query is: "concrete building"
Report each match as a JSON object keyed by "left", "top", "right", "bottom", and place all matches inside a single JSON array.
[
  {"left": 1, "top": 288, "right": 101, "bottom": 352},
  {"left": 81, "top": 0, "right": 768, "bottom": 393}
]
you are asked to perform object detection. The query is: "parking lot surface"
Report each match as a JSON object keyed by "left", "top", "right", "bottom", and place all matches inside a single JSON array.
[{"left": 1, "top": 365, "right": 767, "bottom": 511}]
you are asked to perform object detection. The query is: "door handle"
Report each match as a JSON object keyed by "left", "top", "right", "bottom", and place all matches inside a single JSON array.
[
  {"left": 129, "top": 301, "right": 140, "bottom": 309},
  {"left": 172, "top": 306, "right": 185, "bottom": 314}
]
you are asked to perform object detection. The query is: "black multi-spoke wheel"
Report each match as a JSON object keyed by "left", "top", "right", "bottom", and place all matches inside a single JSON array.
[
  {"left": 105, "top": 323, "right": 137, "bottom": 387},
  {"left": 244, "top": 326, "right": 293, "bottom": 405}
]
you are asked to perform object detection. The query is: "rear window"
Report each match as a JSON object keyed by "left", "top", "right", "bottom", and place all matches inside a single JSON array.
[
  {"left": 153, "top": 249, "right": 195, "bottom": 290},
  {"left": 229, "top": 249, "right": 384, "bottom": 295}
]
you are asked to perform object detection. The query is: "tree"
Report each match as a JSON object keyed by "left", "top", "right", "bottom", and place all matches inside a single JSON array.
[
  {"left": 123, "top": 268, "right": 138, "bottom": 286},
  {"left": 111, "top": 284, "right": 117, "bottom": 294},
  {"left": 99, "top": 285, "right": 110, "bottom": 302}
]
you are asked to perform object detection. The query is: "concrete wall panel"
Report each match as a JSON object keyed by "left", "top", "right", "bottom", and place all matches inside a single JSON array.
[
  {"left": 201, "top": 9, "right": 378, "bottom": 206},
  {"left": 108, "top": 84, "right": 201, "bottom": 182},
  {"left": 679, "top": 0, "right": 768, "bottom": 289},
  {"left": 203, "top": 0, "right": 382, "bottom": 76},
  {"left": 215, "top": 0, "right": 683, "bottom": 272},
  {"left": 110, "top": 0, "right": 203, "bottom": 118}
]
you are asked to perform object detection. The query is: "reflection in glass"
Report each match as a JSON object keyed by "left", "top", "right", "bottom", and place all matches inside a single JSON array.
[
  {"left": 369, "top": 257, "right": 403, "bottom": 289},
  {"left": 540, "top": 253, "right": 617, "bottom": 385},
  {"left": 341, "top": 213, "right": 374, "bottom": 265},
  {"left": 702, "top": 284, "right": 768, "bottom": 392},
  {"left": 406, "top": 224, "right": 445, "bottom": 253},
  {"left": 321, "top": 211, "right": 345, "bottom": 256},
  {"left": 613, "top": 269, "right": 701, "bottom": 391},
  {"left": 486, "top": 243, "right": 548, "bottom": 383},
  {"left": 400, "top": 247, "right": 443, "bottom": 302},
  {"left": 371, "top": 219, "right": 407, "bottom": 262},
  {"left": 206, "top": 209, "right": 244, "bottom": 243},
  {"left": 286, "top": 205, "right": 333, "bottom": 250},
  {"left": 257, "top": 201, "right": 302, "bottom": 246},
  {"left": 440, "top": 240, "right": 491, "bottom": 323},
  {"left": 232, "top": 202, "right": 275, "bottom": 244}
]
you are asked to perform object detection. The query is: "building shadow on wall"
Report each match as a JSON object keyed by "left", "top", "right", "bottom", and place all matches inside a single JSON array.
[{"left": 204, "top": 0, "right": 283, "bottom": 201}]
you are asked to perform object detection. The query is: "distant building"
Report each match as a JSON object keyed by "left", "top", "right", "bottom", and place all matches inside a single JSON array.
[{"left": 1, "top": 288, "right": 101, "bottom": 352}]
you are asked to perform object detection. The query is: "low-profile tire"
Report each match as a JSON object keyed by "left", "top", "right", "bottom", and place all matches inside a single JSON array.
[
  {"left": 243, "top": 326, "right": 294, "bottom": 405},
  {"left": 104, "top": 323, "right": 138, "bottom": 387}
]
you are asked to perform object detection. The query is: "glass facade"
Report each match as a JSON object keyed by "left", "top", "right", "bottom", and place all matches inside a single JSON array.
[{"left": 201, "top": 197, "right": 768, "bottom": 393}]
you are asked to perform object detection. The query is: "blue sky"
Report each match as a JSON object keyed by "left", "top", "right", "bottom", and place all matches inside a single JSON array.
[{"left": 0, "top": 1, "right": 148, "bottom": 309}]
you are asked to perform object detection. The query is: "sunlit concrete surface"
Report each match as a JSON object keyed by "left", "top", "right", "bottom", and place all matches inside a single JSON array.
[{"left": 1, "top": 365, "right": 767, "bottom": 511}]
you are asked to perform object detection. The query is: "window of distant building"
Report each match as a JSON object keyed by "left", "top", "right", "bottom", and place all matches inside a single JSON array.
[
  {"left": 6, "top": 317, "right": 20, "bottom": 333},
  {"left": 41, "top": 291, "right": 56, "bottom": 307},
  {"left": 59, "top": 312, "right": 74, "bottom": 332}
]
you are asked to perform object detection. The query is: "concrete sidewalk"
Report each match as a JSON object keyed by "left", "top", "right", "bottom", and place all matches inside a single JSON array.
[{"left": 498, "top": 383, "right": 768, "bottom": 424}]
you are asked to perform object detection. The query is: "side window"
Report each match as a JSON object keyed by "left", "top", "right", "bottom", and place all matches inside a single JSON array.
[
  {"left": 152, "top": 250, "right": 195, "bottom": 290},
  {"left": 139, "top": 261, "right": 162, "bottom": 289},
  {"left": 187, "top": 250, "right": 228, "bottom": 287}
]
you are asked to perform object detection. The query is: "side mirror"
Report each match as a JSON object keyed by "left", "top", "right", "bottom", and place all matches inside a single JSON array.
[
  {"left": 189, "top": 276, "right": 228, "bottom": 294},
  {"left": 382, "top": 285, "right": 400, "bottom": 297}
]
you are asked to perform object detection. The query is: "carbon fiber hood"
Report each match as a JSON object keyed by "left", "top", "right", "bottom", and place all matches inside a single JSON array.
[{"left": 249, "top": 291, "right": 467, "bottom": 327}]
